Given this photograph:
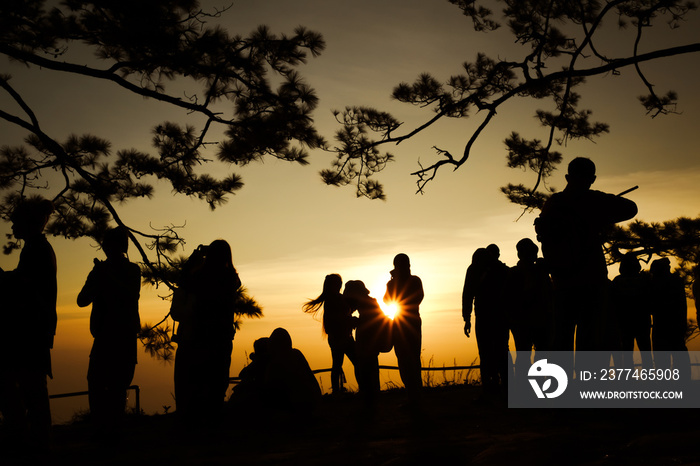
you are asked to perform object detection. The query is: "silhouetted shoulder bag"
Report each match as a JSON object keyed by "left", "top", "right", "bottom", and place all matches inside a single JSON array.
[
  {"left": 372, "top": 314, "right": 393, "bottom": 353},
  {"left": 170, "top": 287, "right": 197, "bottom": 343},
  {"left": 170, "top": 287, "right": 197, "bottom": 342},
  {"left": 170, "top": 287, "right": 196, "bottom": 321}
]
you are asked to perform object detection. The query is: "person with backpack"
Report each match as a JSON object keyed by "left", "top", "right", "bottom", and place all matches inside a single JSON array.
[{"left": 344, "top": 280, "right": 392, "bottom": 409}]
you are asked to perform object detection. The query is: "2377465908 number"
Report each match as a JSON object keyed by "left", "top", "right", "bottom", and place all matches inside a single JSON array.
[{"left": 599, "top": 368, "right": 680, "bottom": 381}]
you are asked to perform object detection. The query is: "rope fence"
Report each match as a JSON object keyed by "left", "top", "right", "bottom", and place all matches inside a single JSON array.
[
  {"left": 48, "top": 362, "right": 699, "bottom": 410},
  {"left": 311, "top": 364, "right": 480, "bottom": 375},
  {"left": 49, "top": 384, "right": 141, "bottom": 412}
]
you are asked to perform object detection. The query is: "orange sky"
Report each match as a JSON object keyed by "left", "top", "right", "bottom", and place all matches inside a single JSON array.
[{"left": 1, "top": 0, "right": 699, "bottom": 422}]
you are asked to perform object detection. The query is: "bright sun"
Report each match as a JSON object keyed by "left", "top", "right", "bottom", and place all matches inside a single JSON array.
[
  {"left": 370, "top": 279, "right": 397, "bottom": 319},
  {"left": 381, "top": 301, "right": 398, "bottom": 319}
]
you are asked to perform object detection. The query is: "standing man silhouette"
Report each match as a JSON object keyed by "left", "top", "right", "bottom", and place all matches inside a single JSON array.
[
  {"left": 693, "top": 265, "right": 700, "bottom": 330},
  {"left": 535, "top": 157, "right": 637, "bottom": 353},
  {"left": 463, "top": 245, "right": 510, "bottom": 396},
  {"left": 77, "top": 226, "right": 141, "bottom": 435},
  {"left": 649, "top": 258, "right": 690, "bottom": 376},
  {"left": 384, "top": 253, "right": 424, "bottom": 404},
  {"left": 610, "top": 252, "right": 653, "bottom": 369},
  {"left": 0, "top": 197, "right": 57, "bottom": 452},
  {"left": 504, "top": 238, "right": 554, "bottom": 380}
]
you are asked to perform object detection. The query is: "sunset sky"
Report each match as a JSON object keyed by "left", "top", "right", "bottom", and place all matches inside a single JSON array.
[{"left": 1, "top": 0, "right": 699, "bottom": 421}]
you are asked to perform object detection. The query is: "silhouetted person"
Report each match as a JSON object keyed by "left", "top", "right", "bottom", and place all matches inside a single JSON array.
[
  {"left": 462, "top": 248, "right": 488, "bottom": 338},
  {"left": 172, "top": 240, "right": 241, "bottom": 426},
  {"left": 504, "top": 238, "right": 554, "bottom": 381},
  {"left": 344, "top": 280, "right": 392, "bottom": 409},
  {"left": 649, "top": 258, "right": 690, "bottom": 376},
  {"left": 693, "top": 265, "right": 700, "bottom": 328},
  {"left": 463, "top": 245, "right": 510, "bottom": 396},
  {"left": 485, "top": 244, "right": 501, "bottom": 264},
  {"left": 263, "top": 328, "right": 321, "bottom": 421},
  {"left": 384, "top": 253, "right": 424, "bottom": 403},
  {"left": 77, "top": 227, "right": 141, "bottom": 436},
  {"left": 0, "top": 198, "right": 56, "bottom": 452},
  {"left": 303, "top": 274, "right": 357, "bottom": 394},
  {"left": 610, "top": 253, "right": 653, "bottom": 369},
  {"left": 535, "top": 157, "right": 637, "bottom": 353},
  {"left": 229, "top": 337, "right": 270, "bottom": 413},
  {"left": 694, "top": 265, "right": 700, "bottom": 374}
]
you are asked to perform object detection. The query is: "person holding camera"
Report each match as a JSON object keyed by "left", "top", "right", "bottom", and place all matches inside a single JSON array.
[
  {"left": 172, "top": 239, "right": 241, "bottom": 426},
  {"left": 384, "top": 253, "right": 424, "bottom": 405},
  {"left": 77, "top": 226, "right": 141, "bottom": 435}
]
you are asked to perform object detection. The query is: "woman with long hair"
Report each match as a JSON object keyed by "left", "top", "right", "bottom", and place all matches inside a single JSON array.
[
  {"left": 303, "top": 274, "right": 356, "bottom": 394},
  {"left": 173, "top": 239, "right": 241, "bottom": 425}
]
